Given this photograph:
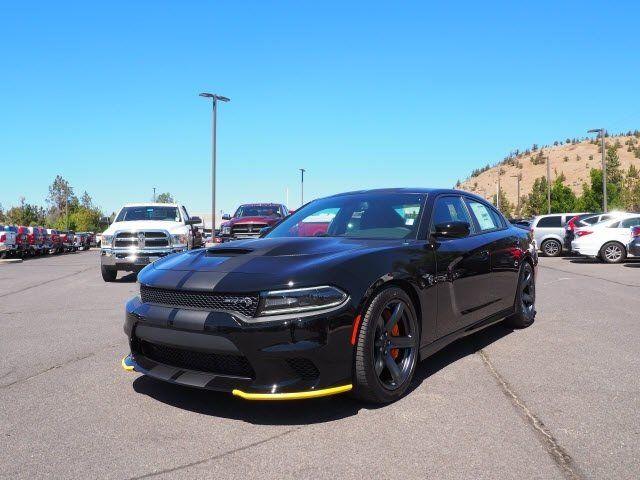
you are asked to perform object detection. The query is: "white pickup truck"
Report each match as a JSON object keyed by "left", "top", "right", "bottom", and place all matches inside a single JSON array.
[
  {"left": 100, "top": 203, "right": 202, "bottom": 282},
  {"left": 0, "top": 225, "right": 18, "bottom": 259}
]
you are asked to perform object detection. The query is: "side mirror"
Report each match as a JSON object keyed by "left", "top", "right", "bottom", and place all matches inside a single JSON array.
[
  {"left": 259, "top": 226, "right": 272, "bottom": 236},
  {"left": 434, "top": 221, "right": 470, "bottom": 239},
  {"left": 186, "top": 216, "right": 202, "bottom": 225},
  {"left": 222, "top": 214, "right": 231, "bottom": 220}
]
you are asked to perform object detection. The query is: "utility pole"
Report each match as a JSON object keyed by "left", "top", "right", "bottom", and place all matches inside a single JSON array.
[
  {"left": 300, "top": 168, "right": 306, "bottom": 206},
  {"left": 511, "top": 174, "right": 521, "bottom": 215},
  {"left": 588, "top": 128, "right": 607, "bottom": 212},
  {"left": 546, "top": 153, "right": 551, "bottom": 214},
  {"left": 199, "top": 92, "right": 231, "bottom": 234},
  {"left": 153, "top": 187, "right": 156, "bottom": 202},
  {"left": 65, "top": 194, "right": 68, "bottom": 230}
]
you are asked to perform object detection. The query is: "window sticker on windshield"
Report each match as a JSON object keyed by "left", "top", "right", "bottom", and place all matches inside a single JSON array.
[
  {"left": 469, "top": 203, "right": 496, "bottom": 230},
  {"left": 447, "top": 204, "right": 459, "bottom": 221},
  {"left": 405, "top": 218, "right": 415, "bottom": 226}
]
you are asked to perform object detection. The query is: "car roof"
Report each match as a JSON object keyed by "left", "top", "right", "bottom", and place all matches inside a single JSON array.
[
  {"left": 122, "top": 203, "right": 179, "bottom": 207},
  {"left": 239, "top": 203, "right": 283, "bottom": 207},
  {"left": 322, "top": 188, "right": 487, "bottom": 202}
]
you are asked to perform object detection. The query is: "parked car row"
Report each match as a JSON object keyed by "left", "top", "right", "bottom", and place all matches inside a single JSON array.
[
  {"left": 510, "top": 211, "right": 640, "bottom": 263},
  {"left": 0, "top": 225, "right": 96, "bottom": 259}
]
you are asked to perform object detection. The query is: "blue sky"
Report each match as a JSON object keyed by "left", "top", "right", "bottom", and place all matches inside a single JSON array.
[{"left": 1, "top": 1, "right": 639, "bottom": 216}]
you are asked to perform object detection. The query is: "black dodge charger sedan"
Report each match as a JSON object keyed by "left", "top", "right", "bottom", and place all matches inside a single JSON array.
[{"left": 123, "top": 188, "right": 537, "bottom": 403}]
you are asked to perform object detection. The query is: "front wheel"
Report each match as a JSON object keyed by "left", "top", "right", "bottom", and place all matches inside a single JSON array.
[
  {"left": 600, "top": 241, "right": 626, "bottom": 264},
  {"left": 101, "top": 265, "right": 117, "bottom": 282},
  {"left": 352, "top": 287, "right": 420, "bottom": 404},
  {"left": 505, "top": 262, "right": 536, "bottom": 328}
]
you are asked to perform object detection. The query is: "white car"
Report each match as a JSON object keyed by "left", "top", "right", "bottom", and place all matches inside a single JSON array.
[
  {"left": 100, "top": 203, "right": 201, "bottom": 281},
  {"left": 571, "top": 213, "right": 640, "bottom": 263}
]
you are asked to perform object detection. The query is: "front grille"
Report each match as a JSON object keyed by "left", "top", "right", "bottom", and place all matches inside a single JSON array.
[
  {"left": 140, "top": 285, "right": 259, "bottom": 317},
  {"left": 114, "top": 231, "right": 169, "bottom": 248},
  {"left": 139, "top": 340, "right": 254, "bottom": 378},
  {"left": 286, "top": 358, "right": 320, "bottom": 381},
  {"left": 231, "top": 223, "right": 268, "bottom": 238}
]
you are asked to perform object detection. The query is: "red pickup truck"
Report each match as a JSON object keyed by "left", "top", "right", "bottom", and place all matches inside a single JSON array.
[{"left": 219, "top": 203, "right": 289, "bottom": 240}]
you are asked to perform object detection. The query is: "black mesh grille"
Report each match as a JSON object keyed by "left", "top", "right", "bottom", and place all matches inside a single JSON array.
[
  {"left": 139, "top": 340, "right": 255, "bottom": 378},
  {"left": 286, "top": 358, "right": 320, "bottom": 381},
  {"left": 140, "top": 285, "right": 259, "bottom": 317}
]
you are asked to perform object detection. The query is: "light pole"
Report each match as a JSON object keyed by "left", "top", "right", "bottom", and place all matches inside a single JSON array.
[
  {"left": 200, "top": 92, "right": 230, "bottom": 234},
  {"left": 546, "top": 153, "right": 551, "bottom": 214},
  {"left": 511, "top": 174, "right": 521, "bottom": 215},
  {"left": 299, "top": 168, "right": 306, "bottom": 206},
  {"left": 588, "top": 128, "right": 607, "bottom": 212},
  {"left": 153, "top": 187, "right": 156, "bottom": 202}
]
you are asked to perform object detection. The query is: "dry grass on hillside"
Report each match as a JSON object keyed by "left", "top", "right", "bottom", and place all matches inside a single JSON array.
[{"left": 459, "top": 135, "right": 640, "bottom": 205}]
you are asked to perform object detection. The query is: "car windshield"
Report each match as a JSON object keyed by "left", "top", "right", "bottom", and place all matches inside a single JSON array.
[
  {"left": 265, "top": 193, "right": 425, "bottom": 239},
  {"left": 235, "top": 205, "right": 281, "bottom": 217},
  {"left": 115, "top": 206, "right": 180, "bottom": 222}
]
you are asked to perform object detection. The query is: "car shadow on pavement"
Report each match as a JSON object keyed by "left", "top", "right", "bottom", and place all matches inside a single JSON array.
[
  {"left": 565, "top": 257, "right": 600, "bottom": 264},
  {"left": 131, "top": 323, "right": 513, "bottom": 425},
  {"left": 115, "top": 272, "right": 138, "bottom": 282}
]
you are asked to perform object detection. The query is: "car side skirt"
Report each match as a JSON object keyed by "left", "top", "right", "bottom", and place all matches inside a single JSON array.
[{"left": 418, "top": 307, "right": 514, "bottom": 361}]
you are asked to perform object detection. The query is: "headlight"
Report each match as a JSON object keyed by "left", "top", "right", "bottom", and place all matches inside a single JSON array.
[
  {"left": 171, "top": 234, "right": 188, "bottom": 246},
  {"left": 102, "top": 235, "right": 113, "bottom": 247},
  {"left": 257, "top": 286, "right": 348, "bottom": 316},
  {"left": 221, "top": 226, "right": 231, "bottom": 235}
]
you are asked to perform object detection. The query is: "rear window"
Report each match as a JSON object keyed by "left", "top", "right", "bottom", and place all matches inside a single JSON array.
[{"left": 537, "top": 216, "right": 562, "bottom": 228}]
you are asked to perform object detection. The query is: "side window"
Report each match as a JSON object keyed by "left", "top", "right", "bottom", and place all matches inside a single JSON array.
[
  {"left": 466, "top": 200, "right": 501, "bottom": 232},
  {"left": 620, "top": 217, "right": 640, "bottom": 228},
  {"left": 537, "top": 216, "right": 562, "bottom": 228},
  {"left": 431, "top": 196, "right": 474, "bottom": 232}
]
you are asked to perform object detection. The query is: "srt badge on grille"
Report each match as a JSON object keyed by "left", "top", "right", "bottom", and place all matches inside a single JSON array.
[
  {"left": 137, "top": 232, "right": 145, "bottom": 248},
  {"left": 223, "top": 297, "right": 255, "bottom": 308}
]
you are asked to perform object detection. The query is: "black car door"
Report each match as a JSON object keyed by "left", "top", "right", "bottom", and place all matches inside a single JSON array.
[
  {"left": 463, "top": 198, "right": 520, "bottom": 316},
  {"left": 429, "top": 194, "right": 493, "bottom": 337}
]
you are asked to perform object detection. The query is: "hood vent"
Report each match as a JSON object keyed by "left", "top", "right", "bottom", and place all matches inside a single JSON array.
[{"left": 205, "top": 248, "right": 253, "bottom": 257}]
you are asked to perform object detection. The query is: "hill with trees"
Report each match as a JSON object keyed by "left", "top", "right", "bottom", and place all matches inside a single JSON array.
[{"left": 458, "top": 131, "right": 640, "bottom": 218}]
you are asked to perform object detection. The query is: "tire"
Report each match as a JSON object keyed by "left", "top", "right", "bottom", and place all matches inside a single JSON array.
[
  {"left": 101, "top": 265, "right": 117, "bottom": 282},
  {"left": 541, "top": 239, "right": 562, "bottom": 257},
  {"left": 505, "top": 261, "right": 536, "bottom": 328},
  {"left": 0, "top": 252, "right": 7, "bottom": 259},
  {"left": 352, "top": 287, "right": 420, "bottom": 404},
  {"left": 599, "top": 241, "right": 626, "bottom": 264}
]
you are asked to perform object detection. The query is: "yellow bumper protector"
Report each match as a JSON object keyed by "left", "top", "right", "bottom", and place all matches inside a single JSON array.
[
  {"left": 121, "top": 355, "right": 135, "bottom": 372},
  {"left": 232, "top": 384, "right": 352, "bottom": 400}
]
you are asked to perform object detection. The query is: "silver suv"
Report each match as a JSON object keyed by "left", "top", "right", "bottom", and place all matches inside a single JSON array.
[{"left": 531, "top": 213, "right": 586, "bottom": 257}]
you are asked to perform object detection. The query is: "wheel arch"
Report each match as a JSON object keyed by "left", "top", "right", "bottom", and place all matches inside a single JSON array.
[{"left": 353, "top": 276, "right": 423, "bottom": 343}]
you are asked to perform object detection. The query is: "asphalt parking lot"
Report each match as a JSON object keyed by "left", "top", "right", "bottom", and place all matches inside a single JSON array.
[{"left": 1, "top": 251, "right": 639, "bottom": 479}]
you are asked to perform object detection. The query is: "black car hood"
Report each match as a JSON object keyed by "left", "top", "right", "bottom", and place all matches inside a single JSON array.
[{"left": 152, "top": 237, "right": 391, "bottom": 273}]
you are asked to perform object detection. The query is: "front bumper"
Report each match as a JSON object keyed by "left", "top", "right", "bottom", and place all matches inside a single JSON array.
[
  {"left": 101, "top": 247, "right": 186, "bottom": 271},
  {"left": 123, "top": 297, "right": 354, "bottom": 397}
]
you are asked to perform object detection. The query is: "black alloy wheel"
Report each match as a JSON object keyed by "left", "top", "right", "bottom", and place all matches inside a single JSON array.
[
  {"left": 505, "top": 261, "right": 536, "bottom": 328},
  {"left": 353, "top": 287, "right": 419, "bottom": 403}
]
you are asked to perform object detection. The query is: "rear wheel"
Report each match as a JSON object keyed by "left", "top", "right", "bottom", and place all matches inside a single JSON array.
[
  {"left": 101, "top": 265, "right": 117, "bottom": 282},
  {"left": 0, "top": 252, "right": 7, "bottom": 259},
  {"left": 505, "top": 262, "right": 536, "bottom": 328},
  {"left": 600, "top": 241, "right": 626, "bottom": 264},
  {"left": 541, "top": 239, "right": 562, "bottom": 257},
  {"left": 352, "top": 287, "right": 419, "bottom": 404}
]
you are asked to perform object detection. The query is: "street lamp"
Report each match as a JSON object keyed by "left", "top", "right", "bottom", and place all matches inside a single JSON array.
[
  {"left": 299, "top": 168, "right": 306, "bottom": 206},
  {"left": 200, "top": 92, "right": 230, "bottom": 234},
  {"left": 588, "top": 128, "right": 607, "bottom": 212},
  {"left": 511, "top": 174, "right": 521, "bottom": 215}
]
